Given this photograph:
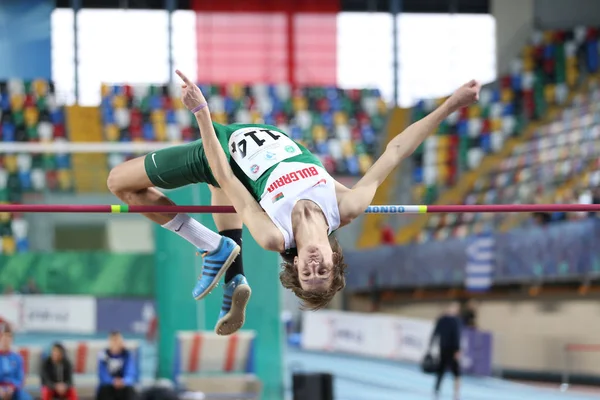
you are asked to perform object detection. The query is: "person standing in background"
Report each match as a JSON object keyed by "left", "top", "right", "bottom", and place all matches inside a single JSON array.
[
  {"left": 379, "top": 221, "right": 395, "bottom": 245},
  {"left": 20, "top": 279, "right": 41, "bottom": 295},
  {"left": 41, "top": 343, "right": 77, "bottom": 400},
  {"left": 96, "top": 331, "right": 137, "bottom": 400},
  {"left": 461, "top": 299, "right": 478, "bottom": 329},
  {"left": 430, "top": 302, "right": 462, "bottom": 400},
  {"left": 0, "top": 324, "right": 27, "bottom": 400}
]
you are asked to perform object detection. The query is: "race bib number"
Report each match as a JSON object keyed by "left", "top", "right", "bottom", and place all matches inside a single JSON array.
[{"left": 229, "top": 127, "right": 302, "bottom": 181}]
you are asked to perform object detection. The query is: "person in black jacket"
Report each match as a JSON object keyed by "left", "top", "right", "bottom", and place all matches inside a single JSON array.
[
  {"left": 41, "top": 343, "right": 78, "bottom": 400},
  {"left": 430, "top": 302, "right": 462, "bottom": 400},
  {"left": 461, "top": 298, "right": 478, "bottom": 329}
]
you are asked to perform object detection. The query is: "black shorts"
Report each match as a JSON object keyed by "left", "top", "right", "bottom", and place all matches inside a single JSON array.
[{"left": 438, "top": 347, "right": 461, "bottom": 377}]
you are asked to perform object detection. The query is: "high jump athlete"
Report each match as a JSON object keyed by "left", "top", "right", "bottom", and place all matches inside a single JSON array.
[{"left": 107, "top": 70, "right": 480, "bottom": 335}]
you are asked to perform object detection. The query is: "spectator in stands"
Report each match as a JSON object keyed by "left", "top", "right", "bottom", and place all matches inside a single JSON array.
[
  {"left": 430, "top": 302, "right": 462, "bottom": 400},
  {"left": 591, "top": 188, "right": 600, "bottom": 218},
  {"left": 20, "top": 279, "right": 40, "bottom": 295},
  {"left": 368, "top": 271, "right": 380, "bottom": 312},
  {"left": 1, "top": 286, "right": 18, "bottom": 295},
  {"left": 97, "top": 331, "right": 137, "bottom": 400},
  {"left": 461, "top": 299, "right": 478, "bottom": 329},
  {"left": 378, "top": 221, "right": 395, "bottom": 245},
  {"left": 41, "top": 343, "right": 77, "bottom": 400},
  {"left": 532, "top": 212, "right": 552, "bottom": 226},
  {"left": 0, "top": 324, "right": 26, "bottom": 400}
]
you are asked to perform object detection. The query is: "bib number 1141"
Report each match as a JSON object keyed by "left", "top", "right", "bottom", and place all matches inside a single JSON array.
[{"left": 230, "top": 129, "right": 281, "bottom": 159}]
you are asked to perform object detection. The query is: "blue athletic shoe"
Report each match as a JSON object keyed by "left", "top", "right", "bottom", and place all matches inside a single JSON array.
[
  {"left": 215, "top": 274, "right": 251, "bottom": 336},
  {"left": 192, "top": 237, "right": 240, "bottom": 300}
]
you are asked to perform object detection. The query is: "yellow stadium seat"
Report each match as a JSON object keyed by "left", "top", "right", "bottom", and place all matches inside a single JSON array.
[
  {"left": 377, "top": 98, "right": 387, "bottom": 114},
  {"left": 4, "top": 155, "right": 17, "bottom": 173},
  {"left": 522, "top": 45, "right": 533, "bottom": 58},
  {"left": 105, "top": 124, "right": 120, "bottom": 142},
  {"left": 567, "top": 67, "right": 578, "bottom": 87},
  {"left": 24, "top": 107, "right": 39, "bottom": 127},
  {"left": 101, "top": 84, "right": 111, "bottom": 98},
  {"left": 33, "top": 79, "right": 49, "bottom": 97},
  {"left": 333, "top": 111, "right": 347, "bottom": 126},
  {"left": 436, "top": 148, "right": 450, "bottom": 163},
  {"left": 212, "top": 112, "right": 227, "bottom": 125},
  {"left": 543, "top": 31, "right": 553, "bottom": 43},
  {"left": 468, "top": 105, "right": 481, "bottom": 119},
  {"left": 544, "top": 84, "right": 556, "bottom": 104},
  {"left": 437, "top": 164, "right": 449, "bottom": 184},
  {"left": 250, "top": 111, "right": 263, "bottom": 124},
  {"left": 437, "top": 135, "right": 450, "bottom": 148},
  {"left": 2, "top": 236, "right": 16, "bottom": 255},
  {"left": 501, "top": 88, "right": 514, "bottom": 103},
  {"left": 0, "top": 212, "right": 10, "bottom": 223},
  {"left": 490, "top": 118, "right": 502, "bottom": 131},
  {"left": 293, "top": 96, "right": 307, "bottom": 111},
  {"left": 112, "top": 95, "right": 127, "bottom": 109},
  {"left": 341, "top": 141, "right": 355, "bottom": 157},
  {"left": 58, "top": 170, "right": 72, "bottom": 190},
  {"left": 358, "top": 154, "right": 372, "bottom": 174},
  {"left": 312, "top": 125, "right": 327, "bottom": 142},
  {"left": 172, "top": 98, "right": 184, "bottom": 110},
  {"left": 154, "top": 122, "right": 167, "bottom": 141},
  {"left": 412, "top": 185, "right": 425, "bottom": 203},
  {"left": 229, "top": 83, "right": 243, "bottom": 100},
  {"left": 523, "top": 57, "right": 535, "bottom": 72},
  {"left": 151, "top": 110, "right": 165, "bottom": 124},
  {"left": 10, "top": 94, "right": 25, "bottom": 111}
]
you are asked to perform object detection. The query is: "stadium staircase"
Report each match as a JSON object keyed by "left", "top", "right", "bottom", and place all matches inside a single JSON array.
[
  {"left": 66, "top": 106, "right": 105, "bottom": 192},
  {"left": 356, "top": 108, "right": 411, "bottom": 248}
]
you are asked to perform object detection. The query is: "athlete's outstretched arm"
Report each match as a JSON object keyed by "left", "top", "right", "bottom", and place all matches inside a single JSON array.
[
  {"left": 176, "top": 70, "right": 284, "bottom": 252},
  {"left": 338, "top": 80, "right": 481, "bottom": 221}
]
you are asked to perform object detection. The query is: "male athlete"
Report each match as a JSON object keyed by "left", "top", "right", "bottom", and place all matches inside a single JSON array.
[{"left": 108, "top": 70, "right": 480, "bottom": 335}]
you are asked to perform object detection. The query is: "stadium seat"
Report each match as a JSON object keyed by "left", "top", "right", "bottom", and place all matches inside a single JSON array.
[
  {"left": 173, "top": 331, "right": 260, "bottom": 399},
  {"left": 101, "top": 82, "right": 387, "bottom": 176},
  {"left": 418, "top": 84, "right": 600, "bottom": 241},
  {"left": 403, "top": 26, "right": 600, "bottom": 244}
]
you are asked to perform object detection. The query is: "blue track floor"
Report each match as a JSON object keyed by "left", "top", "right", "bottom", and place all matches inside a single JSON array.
[{"left": 284, "top": 349, "right": 598, "bottom": 400}]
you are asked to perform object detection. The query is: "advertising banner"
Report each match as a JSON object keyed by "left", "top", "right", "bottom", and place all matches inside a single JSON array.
[
  {"left": 0, "top": 295, "right": 23, "bottom": 331},
  {"left": 0, "top": 253, "right": 154, "bottom": 297},
  {"left": 302, "top": 310, "right": 493, "bottom": 376},
  {"left": 96, "top": 298, "right": 155, "bottom": 335},
  {"left": 461, "top": 328, "right": 493, "bottom": 376},
  {"left": 302, "top": 310, "right": 434, "bottom": 362},
  {"left": 21, "top": 295, "right": 96, "bottom": 333}
]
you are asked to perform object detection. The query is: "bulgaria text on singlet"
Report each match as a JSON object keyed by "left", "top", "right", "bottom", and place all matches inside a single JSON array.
[{"left": 223, "top": 124, "right": 341, "bottom": 249}]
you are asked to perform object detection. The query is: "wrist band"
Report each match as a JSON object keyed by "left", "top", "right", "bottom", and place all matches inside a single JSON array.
[{"left": 191, "top": 103, "right": 208, "bottom": 113}]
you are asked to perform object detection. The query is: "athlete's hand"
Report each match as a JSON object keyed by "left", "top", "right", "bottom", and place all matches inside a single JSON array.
[
  {"left": 175, "top": 69, "right": 207, "bottom": 112},
  {"left": 447, "top": 79, "right": 481, "bottom": 111}
]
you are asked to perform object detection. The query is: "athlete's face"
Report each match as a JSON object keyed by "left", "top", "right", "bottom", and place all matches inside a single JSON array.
[{"left": 295, "top": 243, "right": 334, "bottom": 291}]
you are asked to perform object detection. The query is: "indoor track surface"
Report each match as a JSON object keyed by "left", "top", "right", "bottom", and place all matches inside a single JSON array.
[{"left": 284, "top": 348, "right": 598, "bottom": 400}]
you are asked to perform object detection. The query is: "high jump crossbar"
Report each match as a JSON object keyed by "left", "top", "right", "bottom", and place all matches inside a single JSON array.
[{"left": 0, "top": 204, "right": 599, "bottom": 214}]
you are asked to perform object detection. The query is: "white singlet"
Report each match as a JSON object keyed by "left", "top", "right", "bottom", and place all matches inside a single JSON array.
[{"left": 259, "top": 162, "right": 341, "bottom": 250}]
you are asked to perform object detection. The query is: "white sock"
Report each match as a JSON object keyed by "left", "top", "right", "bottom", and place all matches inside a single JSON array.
[{"left": 162, "top": 214, "right": 222, "bottom": 251}]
